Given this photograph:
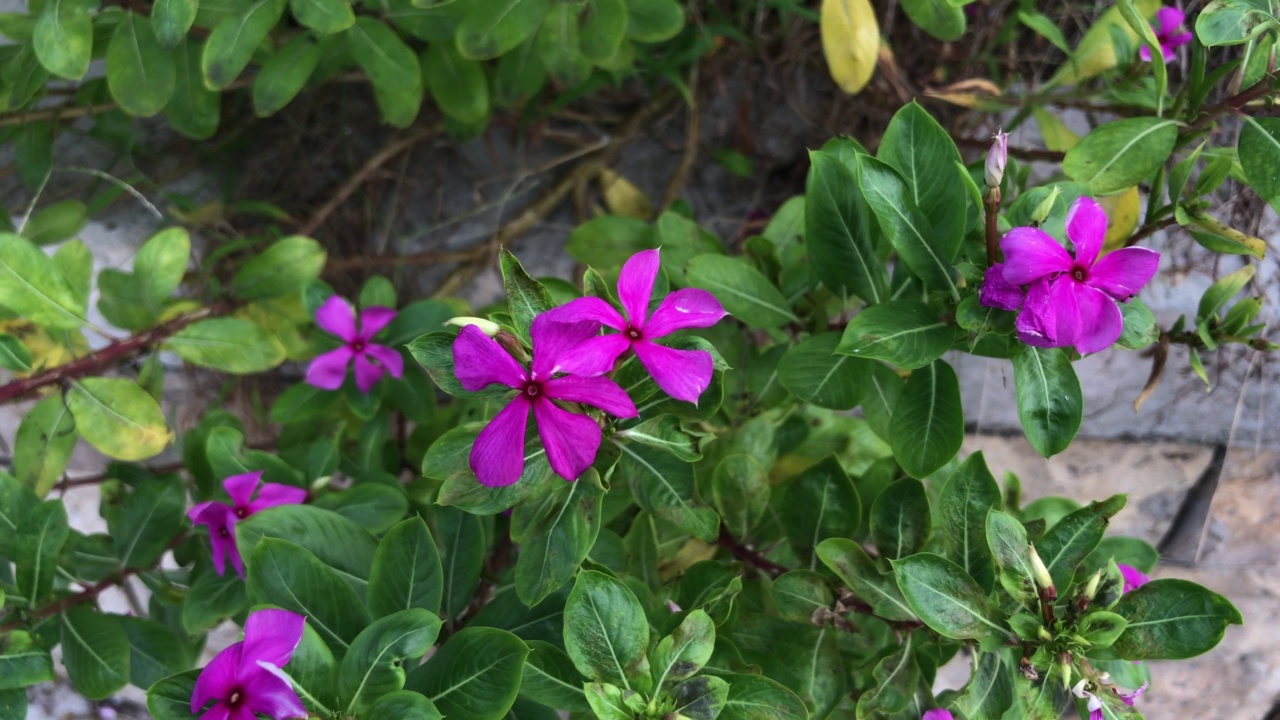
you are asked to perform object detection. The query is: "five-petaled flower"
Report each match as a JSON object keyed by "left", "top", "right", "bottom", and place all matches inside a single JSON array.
[
  {"left": 1139, "top": 6, "right": 1192, "bottom": 63},
  {"left": 1118, "top": 563, "right": 1150, "bottom": 593},
  {"left": 452, "top": 316, "right": 638, "bottom": 487},
  {"left": 191, "top": 608, "right": 307, "bottom": 720},
  {"left": 999, "top": 197, "right": 1160, "bottom": 354},
  {"left": 922, "top": 709, "right": 954, "bottom": 720},
  {"left": 537, "top": 249, "right": 727, "bottom": 403},
  {"left": 188, "top": 471, "right": 307, "bottom": 578},
  {"left": 306, "top": 295, "right": 404, "bottom": 393}
]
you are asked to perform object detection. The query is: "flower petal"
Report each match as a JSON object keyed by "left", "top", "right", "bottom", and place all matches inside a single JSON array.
[
  {"left": 189, "top": 500, "right": 231, "bottom": 527},
  {"left": 314, "top": 296, "right": 357, "bottom": 342},
  {"left": 224, "top": 472, "right": 263, "bottom": 508},
  {"left": 979, "top": 263, "right": 1024, "bottom": 311},
  {"left": 539, "top": 296, "right": 626, "bottom": 331},
  {"left": 642, "top": 288, "right": 727, "bottom": 338},
  {"left": 470, "top": 397, "right": 531, "bottom": 487},
  {"left": 452, "top": 325, "right": 526, "bottom": 392},
  {"left": 1118, "top": 681, "right": 1148, "bottom": 706},
  {"left": 242, "top": 664, "right": 307, "bottom": 720},
  {"left": 553, "top": 334, "right": 632, "bottom": 377},
  {"left": 1118, "top": 564, "right": 1150, "bottom": 593},
  {"left": 1070, "top": 283, "right": 1124, "bottom": 354},
  {"left": 1155, "top": 6, "right": 1184, "bottom": 33},
  {"left": 192, "top": 642, "right": 242, "bottom": 713},
  {"left": 544, "top": 375, "right": 638, "bottom": 418},
  {"left": 529, "top": 315, "right": 603, "bottom": 379},
  {"left": 305, "top": 347, "right": 354, "bottom": 391},
  {"left": 1066, "top": 197, "right": 1107, "bottom": 269},
  {"left": 353, "top": 353, "right": 385, "bottom": 393},
  {"left": 356, "top": 306, "right": 396, "bottom": 341},
  {"left": 1014, "top": 277, "right": 1073, "bottom": 349},
  {"left": 618, "top": 248, "right": 660, "bottom": 326},
  {"left": 532, "top": 399, "right": 601, "bottom": 482},
  {"left": 1086, "top": 247, "right": 1159, "bottom": 302},
  {"left": 1138, "top": 44, "right": 1154, "bottom": 62},
  {"left": 633, "top": 341, "right": 714, "bottom": 404},
  {"left": 246, "top": 483, "right": 307, "bottom": 515},
  {"left": 240, "top": 609, "right": 305, "bottom": 669},
  {"left": 215, "top": 527, "right": 245, "bottom": 578},
  {"left": 1167, "top": 30, "right": 1192, "bottom": 49},
  {"left": 922, "top": 710, "right": 954, "bottom": 720},
  {"left": 197, "top": 702, "right": 233, "bottom": 720},
  {"left": 363, "top": 344, "right": 404, "bottom": 379},
  {"left": 999, "top": 227, "right": 1073, "bottom": 285}
]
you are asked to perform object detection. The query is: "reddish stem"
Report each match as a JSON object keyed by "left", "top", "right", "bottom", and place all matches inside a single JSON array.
[{"left": 717, "top": 528, "right": 787, "bottom": 577}]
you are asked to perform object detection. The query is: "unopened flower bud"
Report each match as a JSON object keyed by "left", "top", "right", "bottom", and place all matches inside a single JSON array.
[
  {"left": 1058, "top": 654, "right": 1073, "bottom": 689},
  {"left": 1029, "top": 545, "right": 1054, "bottom": 592},
  {"left": 1037, "top": 626, "right": 1053, "bottom": 642},
  {"left": 985, "top": 129, "right": 1008, "bottom": 189},
  {"left": 1030, "top": 186, "right": 1061, "bottom": 225},
  {"left": 445, "top": 316, "right": 501, "bottom": 337}
]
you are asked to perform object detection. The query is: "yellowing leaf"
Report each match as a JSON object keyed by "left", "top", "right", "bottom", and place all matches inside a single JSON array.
[
  {"left": 820, "top": 0, "right": 879, "bottom": 95},
  {"left": 599, "top": 168, "right": 654, "bottom": 220},
  {"left": 66, "top": 378, "right": 173, "bottom": 461},
  {"left": 1032, "top": 107, "right": 1080, "bottom": 152},
  {"left": 0, "top": 318, "right": 87, "bottom": 373},
  {"left": 1048, "top": 0, "right": 1160, "bottom": 86},
  {"left": 924, "top": 78, "right": 1002, "bottom": 108},
  {"left": 1098, "top": 186, "right": 1140, "bottom": 252}
]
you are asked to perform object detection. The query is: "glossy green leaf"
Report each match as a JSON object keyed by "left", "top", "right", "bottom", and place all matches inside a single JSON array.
[
  {"left": 871, "top": 477, "right": 931, "bottom": 560},
  {"left": 0, "top": 333, "right": 31, "bottom": 373},
  {"left": 719, "top": 673, "right": 809, "bottom": 720},
  {"left": 290, "top": 0, "right": 353, "bottom": 33},
  {"left": 876, "top": 102, "right": 966, "bottom": 261},
  {"left": 230, "top": 236, "right": 326, "bottom": 299},
  {"left": 623, "top": 0, "right": 683, "bottom": 41},
  {"left": 407, "top": 627, "right": 528, "bottom": 720},
  {"left": 145, "top": 670, "right": 199, "bottom": 720},
  {"left": 15, "top": 500, "right": 70, "bottom": 604},
  {"left": 1012, "top": 346, "right": 1082, "bottom": 459},
  {"left": 1195, "top": 0, "right": 1277, "bottom": 46},
  {"left": 13, "top": 394, "right": 76, "bottom": 497},
  {"left": 779, "top": 456, "right": 860, "bottom": 557},
  {"left": 671, "top": 675, "right": 729, "bottom": 720},
  {"left": 686, "top": 254, "right": 798, "bottom": 329},
  {"left": 0, "top": 652, "right": 54, "bottom": 690},
  {"left": 499, "top": 248, "right": 553, "bottom": 344},
  {"left": 237, "top": 504, "right": 379, "bottom": 597},
  {"left": 537, "top": 4, "right": 591, "bottom": 87},
  {"left": 367, "top": 517, "right": 444, "bottom": 617},
  {"left": 283, "top": 623, "right": 339, "bottom": 715},
  {"left": 424, "top": 40, "right": 491, "bottom": 124},
  {"left": 166, "top": 39, "right": 221, "bottom": 139},
  {"left": 952, "top": 650, "right": 1013, "bottom": 720},
  {"left": 616, "top": 440, "right": 719, "bottom": 542},
  {"left": 493, "top": 35, "right": 547, "bottom": 106},
  {"left": 1196, "top": 264, "right": 1254, "bottom": 322},
  {"left": 985, "top": 510, "right": 1037, "bottom": 607},
  {"left": 151, "top": 0, "right": 198, "bottom": 49},
  {"left": 455, "top": 0, "right": 549, "bottom": 59},
  {"left": 339, "top": 609, "right": 441, "bottom": 712},
  {"left": 253, "top": 34, "right": 325, "bottom": 116},
  {"left": 777, "top": 332, "right": 869, "bottom": 410},
  {"left": 514, "top": 468, "right": 604, "bottom": 607},
  {"left": 247, "top": 538, "right": 372, "bottom": 654},
  {"left": 771, "top": 571, "right": 832, "bottom": 624},
  {"left": 106, "top": 12, "right": 177, "bottom": 116},
  {"left": 520, "top": 640, "right": 592, "bottom": 712},
  {"left": 181, "top": 569, "right": 248, "bottom": 634},
  {"left": 1034, "top": 494, "right": 1126, "bottom": 589},
  {"left": 615, "top": 415, "right": 702, "bottom": 462},
  {"left": 0, "top": 232, "right": 86, "bottom": 329},
  {"left": 34, "top": 0, "right": 93, "bottom": 79},
  {"left": 1062, "top": 118, "right": 1178, "bottom": 195},
  {"left": 21, "top": 200, "right": 87, "bottom": 246},
  {"left": 60, "top": 607, "right": 130, "bottom": 700},
  {"left": 892, "top": 553, "right": 1012, "bottom": 642},
  {"left": 563, "top": 570, "right": 651, "bottom": 690},
  {"left": 366, "top": 691, "right": 443, "bottom": 719},
  {"left": 435, "top": 505, "right": 486, "bottom": 620},
  {"left": 856, "top": 632, "right": 919, "bottom": 718},
  {"left": 836, "top": 300, "right": 953, "bottom": 370},
  {"left": 650, "top": 609, "right": 715, "bottom": 690},
  {"left": 710, "top": 453, "right": 769, "bottom": 539},
  {"left": 165, "top": 317, "right": 287, "bottom": 373},
  {"left": 347, "top": 16, "right": 419, "bottom": 90},
  {"left": 889, "top": 360, "right": 963, "bottom": 478},
  {"left": 121, "top": 617, "right": 193, "bottom": 691},
  {"left": 110, "top": 479, "right": 186, "bottom": 568},
  {"left": 581, "top": 0, "right": 627, "bottom": 61},
  {"left": 816, "top": 538, "right": 916, "bottom": 621},
  {"left": 202, "top": 0, "right": 285, "bottom": 90},
  {"left": 899, "top": 0, "right": 965, "bottom": 40},
  {"left": 67, "top": 378, "right": 172, "bottom": 461},
  {"left": 804, "top": 150, "right": 887, "bottom": 304},
  {"left": 1111, "top": 579, "right": 1243, "bottom": 659},
  {"left": 857, "top": 156, "right": 959, "bottom": 299},
  {"left": 938, "top": 452, "right": 1001, "bottom": 591}
]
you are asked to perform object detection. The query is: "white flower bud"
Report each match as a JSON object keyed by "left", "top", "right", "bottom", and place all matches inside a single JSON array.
[{"left": 445, "top": 316, "right": 501, "bottom": 337}]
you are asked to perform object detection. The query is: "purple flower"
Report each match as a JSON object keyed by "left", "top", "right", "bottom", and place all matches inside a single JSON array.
[
  {"left": 978, "top": 262, "right": 1023, "bottom": 311},
  {"left": 452, "top": 317, "right": 638, "bottom": 487},
  {"left": 306, "top": 296, "right": 404, "bottom": 393},
  {"left": 1118, "top": 564, "right": 1150, "bottom": 593},
  {"left": 191, "top": 608, "right": 307, "bottom": 720},
  {"left": 1139, "top": 7, "right": 1192, "bottom": 63},
  {"left": 538, "top": 249, "right": 727, "bottom": 403},
  {"left": 1116, "top": 681, "right": 1148, "bottom": 706},
  {"left": 1000, "top": 197, "right": 1159, "bottom": 354},
  {"left": 985, "top": 130, "right": 1008, "bottom": 189},
  {"left": 188, "top": 471, "right": 307, "bottom": 578},
  {"left": 922, "top": 710, "right": 954, "bottom": 720}
]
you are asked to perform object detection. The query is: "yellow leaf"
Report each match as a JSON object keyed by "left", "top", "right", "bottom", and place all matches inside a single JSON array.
[
  {"left": 1032, "top": 107, "right": 1080, "bottom": 152},
  {"left": 1048, "top": 0, "right": 1160, "bottom": 86},
  {"left": 924, "top": 79, "right": 1003, "bottom": 108},
  {"left": 599, "top": 169, "right": 654, "bottom": 221},
  {"left": 821, "top": 0, "right": 879, "bottom": 95},
  {"left": 1098, "top": 186, "right": 1140, "bottom": 252},
  {"left": 0, "top": 318, "right": 87, "bottom": 374}
]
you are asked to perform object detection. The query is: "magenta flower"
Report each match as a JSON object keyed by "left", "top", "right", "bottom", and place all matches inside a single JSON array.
[
  {"left": 1116, "top": 682, "right": 1148, "bottom": 706},
  {"left": 188, "top": 471, "right": 307, "bottom": 578},
  {"left": 452, "top": 316, "right": 638, "bottom": 486},
  {"left": 1139, "top": 7, "right": 1192, "bottom": 63},
  {"left": 191, "top": 608, "right": 307, "bottom": 720},
  {"left": 306, "top": 295, "right": 404, "bottom": 393},
  {"left": 922, "top": 710, "right": 954, "bottom": 720},
  {"left": 538, "top": 249, "right": 727, "bottom": 403},
  {"left": 1000, "top": 197, "right": 1159, "bottom": 354},
  {"left": 978, "top": 262, "right": 1023, "bottom": 312},
  {"left": 1118, "top": 564, "right": 1150, "bottom": 593}
]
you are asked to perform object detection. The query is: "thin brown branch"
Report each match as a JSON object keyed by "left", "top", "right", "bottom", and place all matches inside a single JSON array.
[
  {"left": 1126, "top": 216, "right": 1178, "bottom": 246},
  {"left": 661, "top": 65, "right": 700, "bottom": 211},
  {"left": 717, "top": 528, "right": 787, "bottom": 577}
]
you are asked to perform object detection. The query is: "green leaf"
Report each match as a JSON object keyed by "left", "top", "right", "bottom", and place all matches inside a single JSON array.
[
  {"left": 856, "top": 632, "right": 919, "bottom": 718},
  {"left": 749, "top": 618, "right": 843, "bottom": 718},
  {"left": 816, "top": 538, "right": 915, "bottom": 621},
  {"left": 985, "top": 510, "right": 1037, "bottom": 607},
  {"left": 500, "top": 248, "right": 553, "bottom": 344},
  {"left": 710, "top": 453, "right": 769, "bottom": 539},
  {"left": 120, "top": 617, "right": 193, "bottom": 691},
  {"left": 339, "top": 609, "right": 441, "bottom": 712},
  {"left": 1196, "top": 264, "right": 1254, "bottom": 322},
  {"left": 804, "top": 150, "right": 887, "bottom": 304},
  {"left": 246, "top": 538, "right": 373, "bottom": 654},
  {"left": 1111, "top": 579, "right": 1242, "bottom": 659},
  {"left": 290, "top": 0, "right": 353, "bottom": 33},
  {"left": 871, "top": 477, "right": 931, "bottom": 560},
  {"left": 650, "top": 609, "right": 715, "bottom": 690},
  {"left": 514, "top": 468, "right": 604, "bottom": 607},
  {"left": 655, "top": 211, "right": 723, "bottom": 287},
  {"left": 347, "top": 16, "right": 420, "bottom": 91},
  {"left": 582, "top": 0, "right": 627, "bottom": 61},
  {"left": 862, "top": 362, "right": 903, "bottom": 443},
  {"left": 236, "top": 504, "right": 379, "bottom": 597},
  {"left": 312, "top": 484, "right": 407, "bottom": 534},
  {"left": 1078, "top": 611, "right": 1128, "bottom": 648},
  {"left": 67, "top": 378, "right": 172, "bottom": 461},
  {"left": 366, "top": 691, "right": 443, "bottom": 719},
  {"left": 779, "top": 456, "right": 860, "bottom": 558},
  {"left": 284, "top": 623, "right": 340, "bottom": 715},
  {"left": 938, "top": 452, "right": 1001, "bottom": 591},
  {"left": 615, "top": 415, "right": 702, "bottom": 462},
  {"left": 202, "top": 0, "right": 285, "bottom": 90},
  {"left": 425, "top": 40, "right": 491, "bottom": 124},
  {"left": 146, "top": 670, "right": 199, "bottom": 720},
  {"left": 0, "top": 232, "right": 86, "bottom": 329},
  {"left": 368, "top": 517, "right": 444, "bottom": 618},
  {"left": 836, "top": 300, "right": 953, "bottom": 370},
  {"left": 1117, "top": 0, "right": 1167, "bottom": 113},
  {"left": 1116, "top": 297, "right": 1158, "bottom": 349},
  {"left": 1084, "top": 536, "right": 1159, "bottom": 574},
  {"left": 253, "top": 34, "right": 325, "bottom": 116},
  {"left": 407, "top": 627, "right": 529, "bottom": 720},
  {"left": 1017, "top": 10, "right": 1070, "bottom": 53},
  {"left": 857, "top": 155, "right": 959, "bottom": 299},
  {"left": 0, "top": 333, "right": 31, "bottom": 373},
  {"left": 21, "top": 200, "right": 87, "bottom": 246},
  {"left": 616, "top": 441, "right": 719, "bottom": 542},
  {"left": 34, "top": 0, "right": 93, "bottom": 79},
  {"left": 0, "top": 652, "right": 54, "bottom": 690},
  {"left": 899, "top": 0, "right": 965, "bottom": 40},
  {"left": 952, "top": 650, "right": 1013, "bottom": 720},
  {"left": 719, "top": 673, "right": 809, "bottom": 720},
  {"left": 563, "top": 570, "right": 651, "bottom": 691},
  {"left": 877, "top": 103, "right": 966, "bottom": 262},
  {"left": 771, "top": 571, "right": 832, "bottom": 624},
  {"left": 892, "top": 553, "right": 1012, "bottom": 642},
  {"left": 13, "top": 121, "right": 53, "bottom": 190},
  {"left": 520, "top": 640, "right": 592, "bottom": 712},
  {"left": 60, "top": 607, "right": 130, "bottom": 700},
  {"left": 1012, "top": 346, "right": 1082, "bottom": 458},
  {"left": 167, "top": 39, "right": 221, "bottom": 139},
  {"left": 584, "top": 682, "right": 637, "bottom": 720},
  {"left": 537, "top": 4, "right": 591, "bottom": 87},
  {"left": 1034, "top": 495, "right": 1126, "bottom": 589},
  {"left": 106, "top": 12, "right": 177, "bottom": 116},
  {"left": 15, "top": 500, "right": 70, "bottom": 604},
  {"left": 1195, "top": 0, "right": 1278, "bottom": 46},
  {"left": 13, "top": 394, "right": 76, "bottom": 497},
  {"left": 110, "top": 479, "right": 186, "bottom": 568},
  {"left": 671, "top": 675, "right": 729, "bottom": 720},
  {"left": 181, "top": 569, "right": 248, "bottom": 634},
  {"left": 777, "top": 332, "right": 869, "bottom": 410},
  {"left": 0, "top": 474, "right": 38, "bottom": 558},
  {"left": 230, "top": 236, "right": 326, "bottom": 299},
  {"left": 889, "top": 360, "right": 963, "bottom": 478},
  {"left": 1062, "top": 118, "right": 1178, "bottom": 195},
  {"left": 623, "top": 0, "right": 683, "bottom": 41},
  {"left": 455, "top": 0, "right": 549, "bottom": 60},
  {"left": 151, "top": 0, "right": 198, "bottom": 49},
  {"left": 435, "top": 505, "right": 486, "bottom": 620},
  {"left": 686, "top": 254, "right": 798, "bottom": 329},
  {"left": 165, "top": 317, "right": 287, "bottom": 373}
]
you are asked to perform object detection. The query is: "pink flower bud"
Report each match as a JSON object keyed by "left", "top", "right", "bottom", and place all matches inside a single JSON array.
[{"left": 985, "top": 130, "right": 1008, "bottom": 188}]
